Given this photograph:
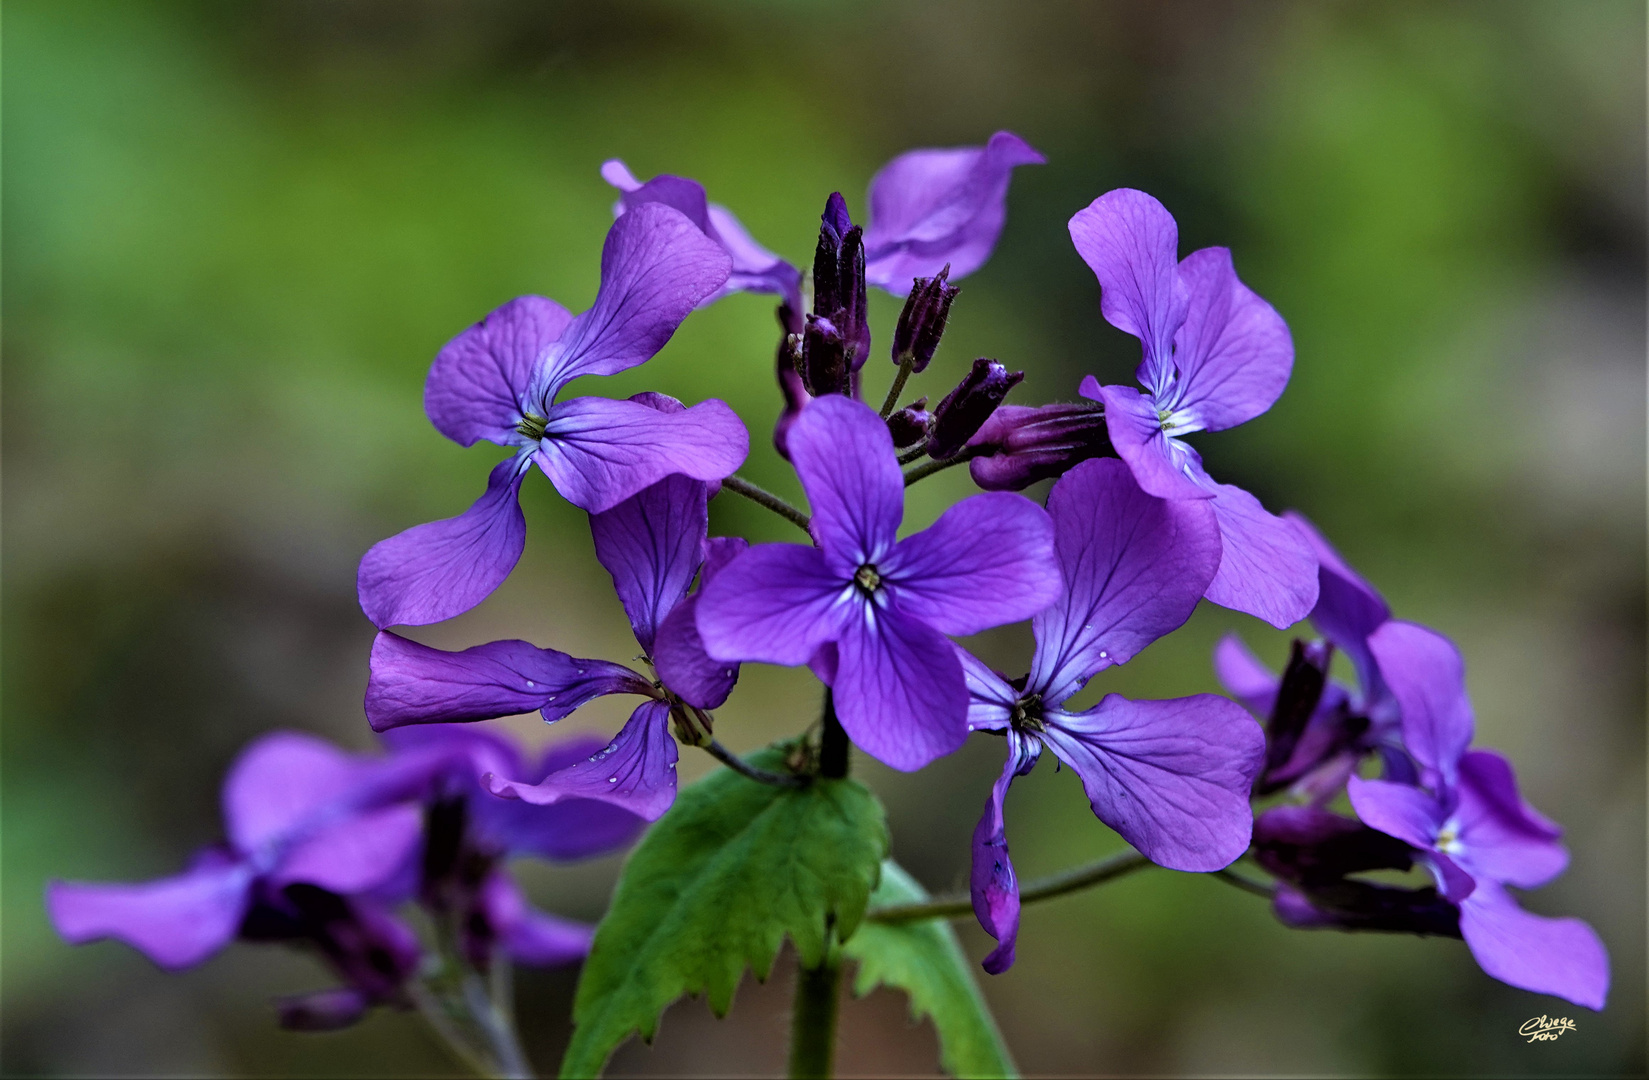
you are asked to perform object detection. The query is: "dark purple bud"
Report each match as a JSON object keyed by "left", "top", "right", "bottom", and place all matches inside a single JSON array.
[
  {"left": 801, "top": 315, "right": 851, "bottom": 397},
  {"left": 886, "top": 397, "right": 932, "bottom": 448},
  {"left": 1274, "top": 881, "right": 1462, "bottom": 938},
  {"left": 277, "top": 987, "right": 371, "bottom": 1032},
  {"left": 811, "top": 193, "right": 870, "bottom": 370},
  {"left": 891, "top": 266, "right": 959, "bottom": 372},
  {"left": 965, "top": 402, "right": 1111, "bottom": 490},
  {"left": 244, "top": 884, "right": 422, "bottom": 1010},
  {"left": 1252, "top": 806, "right": 1416, "bottom": 885},
  {"left": 1259, "top": 639, "right": 1331, "bottom": 791},
  {"left": 926, "top": 359, "right": 1025, "bottom": 459}
]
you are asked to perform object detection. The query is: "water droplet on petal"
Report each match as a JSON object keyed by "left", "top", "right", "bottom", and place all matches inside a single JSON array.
[
  {"left": 525, "top": 680, "right": 535, "bottom": 688},
  {"left": 1098, "top": 651, "right": 1108, "bottom": 659},
  {"left": 607, "top": 776, "right": 618, "bottom": 783}
]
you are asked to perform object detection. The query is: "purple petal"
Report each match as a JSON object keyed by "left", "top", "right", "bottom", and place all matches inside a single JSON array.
[
  {"left": 971, "top": 732, "right": 1041, "bottom": 975},
  {"left": 832, "top": 605, "right": 969, "bottom": 772},
  {"left": 787, "top": 395, "right": 904, "bottom": 566},
  {"left": 222, "top": 731, "right": 373, "bottom": 856},
  {"left": 46, "top": 852, "right": 252, "bottom": 969},
  {"left": 957, "top": 646, "right": 1018, "bottom": 732},
  {"left": 653, "top": 594, "right": 740, "bottom": 709},
  {"left": 1459, "top": 880, "right": 1609, "bottom": 1010},
  {"left": 1212, "top": 634, "right": 1279, "bottom": 717},
  {"left": 486, "top": 699, "right": 679, "bottom": 821},
  {"left": 1346, "top": 776, "right": 1446, "bottom": 852},
  {"left": 1163, "top": 246, "right": 1292, "bottom": 432},
  {"left": 357, "top": 456, "right": 528, "bottom": 628},
  {"left": 1203, "top": 479, "right": 1319, "bottom": 630},
  {"left": 1094, "top": 383, "right": 1211, "bottom": 502},
  {"left": 1366, "top": 620, "right": 1474, "bottom": 786},
  {"left": 481, "top": 793, "right": 647, "bottom": 864},
  {"left": 365, "top": 632, "right": 649, "bottom": 732},
  {"left": 590, "top": 473, "right": 710, "bottom": 653},
  {"left": 271, "top": 804, "right": 424, "bottom": 894},
  {"left": 1454, "top": 750, "right": 1568, "bottom": 889},
  {"left": 534, "top": 203, "right": 732, "bottom": 392},
  {"left": 1285, "top": 512, "right": 1390, "bottom": 696},
  {"left": 277, "top": 988, "right": 371, "bottom": 1032},
  {"left": 480, "top": 871, "right": 595, "bottom": 968},
  {"left": 863, "top": 131, "right": 1045, "bottom": 293},
  {"left": 883, "top": 492, "right": 1059, "bottom": 636},
  {"left": 695, "top": 543, "right": 848, "bottom": 666},
  {"left": 424, "top": 296, "right": 573, "bottom": 447},
  {"left": 1040, "top": 694, "right": 1264, "bottom": 871},
  {"left": 535, "top": 396, "right": 748, "bottom": 514},
  {"left": 1028, "top": 458, "right": 1221, "bottom": 704},
  {"left": 1067, "top": 188, "right": 1188, "bottom": 392}
]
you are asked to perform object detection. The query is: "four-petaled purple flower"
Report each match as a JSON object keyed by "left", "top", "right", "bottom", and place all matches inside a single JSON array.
[
  {"left": 366, "top": 401, "right": 743, "bottom": 821},
  {"left": 1345, "top": 622, "right": 1609, "bottom": 1010},
  {"left": 957, "top": 458, "right": 1265, "bottom": 972},
  {"left": 696, "top": 394, "right": 1061, "bottom": 772},
  {"left": 357, "top": 202, "right": 749, "bottom": 629},
  {"left": 1069, "top": 188, "right": 1318, "bottom": 629}
]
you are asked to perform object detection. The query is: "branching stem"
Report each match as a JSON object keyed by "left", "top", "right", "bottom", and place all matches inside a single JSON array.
[
  {"left": 704, "top": 739, "right": 808, "bottom": 787},
  {"left": 721, "top": 475, "right": 811, "bottom": 533},
  {"left": 896, "top": 443, "right": 928, "bottom": 466},
  {"left": 879, "top": 356, "right": 916, "bottom": 418},
  {"left": 902, "top": 446, "right": 982, "bottom": 487},
  {"left": 867, "top": 850, "right": 1151, "bottom": 923}
]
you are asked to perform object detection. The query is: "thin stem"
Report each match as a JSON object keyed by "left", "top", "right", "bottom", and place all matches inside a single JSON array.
[
  {"left": 1211, "top": 867, "right": 1276, "bottom": 899},
  {"left": 787, "top": 952, "right": 842, "bottom": 1079},
  {"left": 868, "top": 850, "right": 1151, "bottom": 923},
  {"left": 721, "top": 475, "right": 811, "bottom": 533},
  {"left": 462, "top": 969, "right": 533, "bottom": 1080},
  {"left": 902, "top": 446, "right": 982, "bottom": 487},
  {"left": 896, "top": 443, "right": 928, "bottom": 466},
  {"left": 818, "top": 690, "right": 849, "bottom": 779},
  {"left": 879, "top": 356, "right": 916, "bottom": 418},
  {"left": 705, "top": 739, "right": 808, "bottom": 787},
  {"left": 409, "top": 980, "right": 500, "bottom": 1079}
]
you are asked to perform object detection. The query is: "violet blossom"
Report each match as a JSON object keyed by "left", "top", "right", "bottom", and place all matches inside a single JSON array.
[
  {"left": 366, "top": 405, "right": 743, "bottom": 822},
  {"left": 695, "top": 394, "right": 1061, "bottom": 772},
  {"left": 1069, "top": 188, "right": 1317, "bottom": 629},
  {"left": 958, "top": 458, "right": 1265, "bottom": 972},
  {"left": 357, "top": 202, "right": 748, "bottom": 629},
  {"left": 1344, "top": 623, "right": 1609, "bottom": 1010}
]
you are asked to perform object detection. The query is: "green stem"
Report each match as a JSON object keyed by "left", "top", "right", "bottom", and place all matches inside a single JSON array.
[
  {"left": 787, "top": 951, "right": 842, "bottom": 1079},
  {"left": 902, "top": 446, "right": 982, "bottom": 487},
  {"left": 896, "top": 443, "right": 928, "bottom": 466},
  {"left": 867, "top": 850, "right": 1152, "bottom": 923},
  {"left": 818, "top": 690, "right": 849, "bottom": 779},
  {"left": 721, "top": 475, "right": 811, "bottom": 533},
  {"left": 1211, "top": 867, "right": 1276, "bottom": 899},
  {"left": 705, "top": 739, "right": 808, "bottom": 787},
  {"left": 879, "top": 356, "right": 916, "bottom": 418}
]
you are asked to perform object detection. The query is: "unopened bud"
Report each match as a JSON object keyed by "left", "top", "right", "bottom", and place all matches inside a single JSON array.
[
  {"left": 966, "top": 402, "right": 1111, "bottom": 490},
  {"left": 801, "top": 315, "right": 850, "bottom": 397},
  {"left": 891, "top": 266, "right": 958, "bottom": 373},
  {"left": 926, "top": 358, "right": 1024, "bottom": 459},
  {"left": 886, "top": 397, "right": 933, "bottom": 448},
  {"left": 811, "top": 193, "right": 870, "bottom": 371}
]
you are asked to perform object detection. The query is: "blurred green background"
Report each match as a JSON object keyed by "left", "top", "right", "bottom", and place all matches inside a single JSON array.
[{"left": 4, "top": 1, "right": 1644, "bottom": 1076}]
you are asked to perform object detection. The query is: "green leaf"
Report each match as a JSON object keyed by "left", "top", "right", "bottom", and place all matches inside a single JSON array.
[
  {"left": 842, "top": 861, "right": 1019, "bottom": 1079},
  {"left": 559, "top": 746, "right": 889, "bottom": 1079}
]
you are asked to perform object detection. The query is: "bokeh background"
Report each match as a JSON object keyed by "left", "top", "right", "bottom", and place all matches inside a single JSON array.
[{"left": 5, "top": 1, "right": 1644, "bottom": 1076}]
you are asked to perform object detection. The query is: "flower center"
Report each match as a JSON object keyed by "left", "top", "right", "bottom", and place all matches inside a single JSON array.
[
  {"left": 515, "top": 412, "right": 549, "bottom": 441},
  {"left": 1010, "top": 693, "right": 1045, "bottom": 733},
  {"left": 1436, "top": 820, "right": 1463, "bottom": 853},
  {"left": 853, "top": 564, "right": 882, "bottom": 595}
]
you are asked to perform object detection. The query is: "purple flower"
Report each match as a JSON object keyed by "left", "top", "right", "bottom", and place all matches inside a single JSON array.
[
  {"left": 1068, "top": 188, "right": 1317, "bottom": 628},
  {"left": 862, "top": 131, "right": 1045, "bottom": 294},
  {"left": 601, "top": 159, "right": 804, "bottom": 311},
  {"left": 366, "top": 442, "right": 742, "bottom": 821},
  {"left": 695, "top": 394, "right": 1061, "bottom": 772},
  {"left": 965, "top": 401, "right": 1112, "bottom": 491},
  {"left": 957, "top": 458, "right": 1265, "bottom": 972},
  {"left": 357, "top": 204, "right": 748, "bottom": 629},
  {"left": 1343, "top": 623, "right": 1609, "bottom": 1009}
]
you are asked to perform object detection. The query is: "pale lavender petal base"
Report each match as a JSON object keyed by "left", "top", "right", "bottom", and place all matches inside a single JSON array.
[
  {"left": 424, "top": 295, "right": 574, "bottom": 447},
  {"left": 1094, "top": 383, "right": 1210, "bottom": 502}
]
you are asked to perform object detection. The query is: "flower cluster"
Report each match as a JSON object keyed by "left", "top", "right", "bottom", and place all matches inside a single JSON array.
[{"left": 49, "top": 130, "right": 1609, "bottom": 1057}]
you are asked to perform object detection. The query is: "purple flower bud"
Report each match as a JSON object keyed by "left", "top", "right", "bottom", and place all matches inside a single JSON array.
[
  {"left": 811, "top": 193, "right": 870, "bottom": 371},
  {"left": 891, "top": 266, "right": 959, "bottom": 372},
  {"left": 1259, "top": 639, "right": 1330, "bottom": 792},
  {"left": 801, "top": 314, "right": 850, "bottom": 397},
  {"left": 277, "top": 987, "right": 371, "bottom": 1032},
  {"left": 926, "top": 359, "right": 1025, "bottom": 459},
  {"left": 886, "top": 397, "right": 932, "bottom": 448},
  {"left": 966, "top": 402, "right": 1112, "bottom": 490},
  {"left": 1252, "top": 806, "right": 1416, "bottom": 885},
  {"left": 1273, "top": 881, "right": 1462, "bottom": 937}
]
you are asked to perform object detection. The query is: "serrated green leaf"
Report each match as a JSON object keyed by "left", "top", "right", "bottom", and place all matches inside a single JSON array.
[
  {"left": 559, "top": 747, "right": 889, "bottom": 1079},
  {"left": 842, "top": 861, "right": 1019, "bottom": 1079}
]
